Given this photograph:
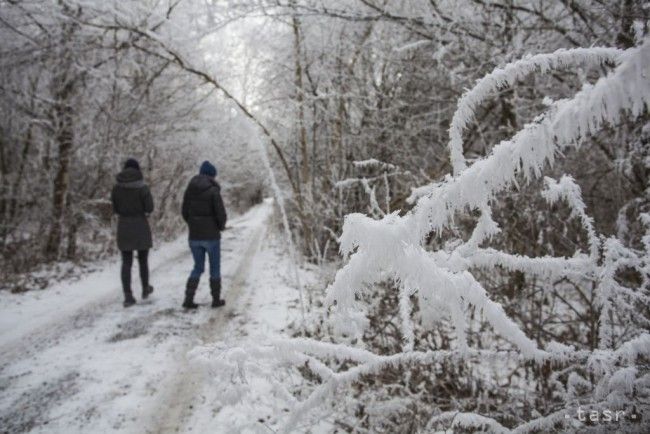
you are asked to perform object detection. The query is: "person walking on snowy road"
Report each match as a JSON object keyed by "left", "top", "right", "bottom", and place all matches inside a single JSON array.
[
  {"left": 181, "top": 160, "right": 227, "bottom": 309},
  {"left": 111, "top": 158, "right": 154, "bottom": 307}
]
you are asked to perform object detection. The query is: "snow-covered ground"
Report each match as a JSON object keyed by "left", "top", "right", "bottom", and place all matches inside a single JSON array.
[{"left": 0, "top": 199, "right": 311, "bottom": 433}]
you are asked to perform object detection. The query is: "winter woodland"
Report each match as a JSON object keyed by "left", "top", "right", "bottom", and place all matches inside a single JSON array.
[{"left": 1, "top": 1, "right": 650, "bottom": 433}]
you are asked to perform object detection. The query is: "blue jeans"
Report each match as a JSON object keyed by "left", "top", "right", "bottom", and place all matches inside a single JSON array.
[{"left": 188, "top": 239, "right": 221, "bottom": 280}]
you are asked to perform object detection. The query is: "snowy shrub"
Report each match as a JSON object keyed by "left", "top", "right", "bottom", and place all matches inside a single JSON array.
[{"left": 200, "top": 40, "right": 650, "bottom": 433}]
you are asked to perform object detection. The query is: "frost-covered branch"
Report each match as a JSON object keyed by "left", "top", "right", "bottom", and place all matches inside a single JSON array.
[{"left": 448, "top": 47, "right": 623, "bottom": 175}]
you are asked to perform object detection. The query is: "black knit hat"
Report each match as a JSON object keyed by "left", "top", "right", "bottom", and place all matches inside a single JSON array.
[
  {"left": 124, "top": 158, "right": 141, "bottom": 171},
  {"left": 199, "top": 160, "right": 217, "bottom": 178}
]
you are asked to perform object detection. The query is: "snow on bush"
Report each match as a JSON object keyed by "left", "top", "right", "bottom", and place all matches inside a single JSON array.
[{"left": 198, "top": 40, "right": 650, "bottom": 432}]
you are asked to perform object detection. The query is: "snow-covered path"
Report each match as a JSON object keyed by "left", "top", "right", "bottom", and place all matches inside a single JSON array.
[
  {"left": 0, "top": 199, "right": 303, "bottom": 433},
  {"left": 147, "top": 205, "right": 270, "bottom": 434}
]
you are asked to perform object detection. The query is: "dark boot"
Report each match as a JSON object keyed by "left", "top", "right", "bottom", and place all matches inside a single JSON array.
[
  {"left": 142, "top": 285, "right": 154, "bottom": 299},
  {"left": 183, "top": 277, "right": 200, "bottom": 309},
  {"left": 210, "top": 278, "right": 225, "bottom": 308},
  {"left": 123, "top": 292, "right": 136, "bottom": 308}
]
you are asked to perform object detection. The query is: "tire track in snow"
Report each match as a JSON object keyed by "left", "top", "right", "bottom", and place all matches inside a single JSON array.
[{"left": 146, "top": 206, "right": 271, "bottom": 434}]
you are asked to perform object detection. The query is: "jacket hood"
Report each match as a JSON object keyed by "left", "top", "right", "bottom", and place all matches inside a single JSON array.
[
  {"left": 116, "top": 167, "right": 144, "bottom": 188},
  {"left": 188, "top": 174, "right": 219, "bottom": 194}
]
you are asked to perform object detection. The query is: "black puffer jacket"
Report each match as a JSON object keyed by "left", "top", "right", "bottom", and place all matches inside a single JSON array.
[
  {"left": 181, "top": 175, "right": 227, "bottom": 240},
  {"left": 111, "top": 167, "right": 154, "bottom": 251}
]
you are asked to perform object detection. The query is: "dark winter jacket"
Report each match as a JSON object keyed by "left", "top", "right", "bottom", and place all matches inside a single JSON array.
[
  {"left": 181, "top": 174, "right": 227, "bottom": 240},
  {"left": 111, "top": 167, "right": 154, "bottom": 251}
]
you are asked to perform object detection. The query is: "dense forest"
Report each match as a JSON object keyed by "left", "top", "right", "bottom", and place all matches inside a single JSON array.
[{"left": 1, "top": 1, "right": 649, "bottom": 432}]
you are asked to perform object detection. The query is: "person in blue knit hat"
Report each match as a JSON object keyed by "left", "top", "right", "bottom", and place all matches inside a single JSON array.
[{"left": 180, "top": 160, "right": 227, "bottom": 308}]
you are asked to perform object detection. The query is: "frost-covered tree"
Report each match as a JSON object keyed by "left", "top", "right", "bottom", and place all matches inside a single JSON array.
[{"left": 219, "top": 0, "right": 648, "bottom": 268}]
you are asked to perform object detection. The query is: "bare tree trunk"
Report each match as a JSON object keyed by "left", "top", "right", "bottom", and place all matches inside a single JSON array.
[
  {"left": 7, "top": 124, "right": 34, "bottom": 226},
  {"left": 292, "top": 15, "right": 310, "bottom": 192},
  {"left": 44, "top": 3, "right": 79, "bottom": 260},
  {"left": 0, "top": 126, "right": 8, "bottom": 242},
  {"left": 291, "top": 12, "right": 314, "bottom": 252},
  {"left": 66, "top": 209, "right": 79, "bottom": 260},
  {"left": 45, "top": 79, "right": 75, "bottom": 260}
]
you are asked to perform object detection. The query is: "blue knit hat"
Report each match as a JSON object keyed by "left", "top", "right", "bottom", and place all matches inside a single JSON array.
[
  {"left": 124, "top": 158, "right": 140, "bottom": 171},
  {"left": 199, "top": 160, "right": 217, "bottom": 178}
]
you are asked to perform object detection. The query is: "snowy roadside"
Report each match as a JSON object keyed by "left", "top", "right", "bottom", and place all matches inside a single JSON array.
[
  {"left": 0, "top": 199, "right": 313, "bottom": 433},
  {"left": 183, "top": 228, "right": 325, "bottom": 434}
]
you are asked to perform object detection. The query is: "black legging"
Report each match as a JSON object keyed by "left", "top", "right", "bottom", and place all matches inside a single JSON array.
[{"left": 121, "top": 250, "right": 149, "bottom": 295}]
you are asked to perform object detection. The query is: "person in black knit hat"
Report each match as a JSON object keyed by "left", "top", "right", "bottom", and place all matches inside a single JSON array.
[
  {"left": 111, "top": 158, "right": 154, "bottom": 307},
  {"left": 181, "top": 160, "right": 227, "bottom": 309}
]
